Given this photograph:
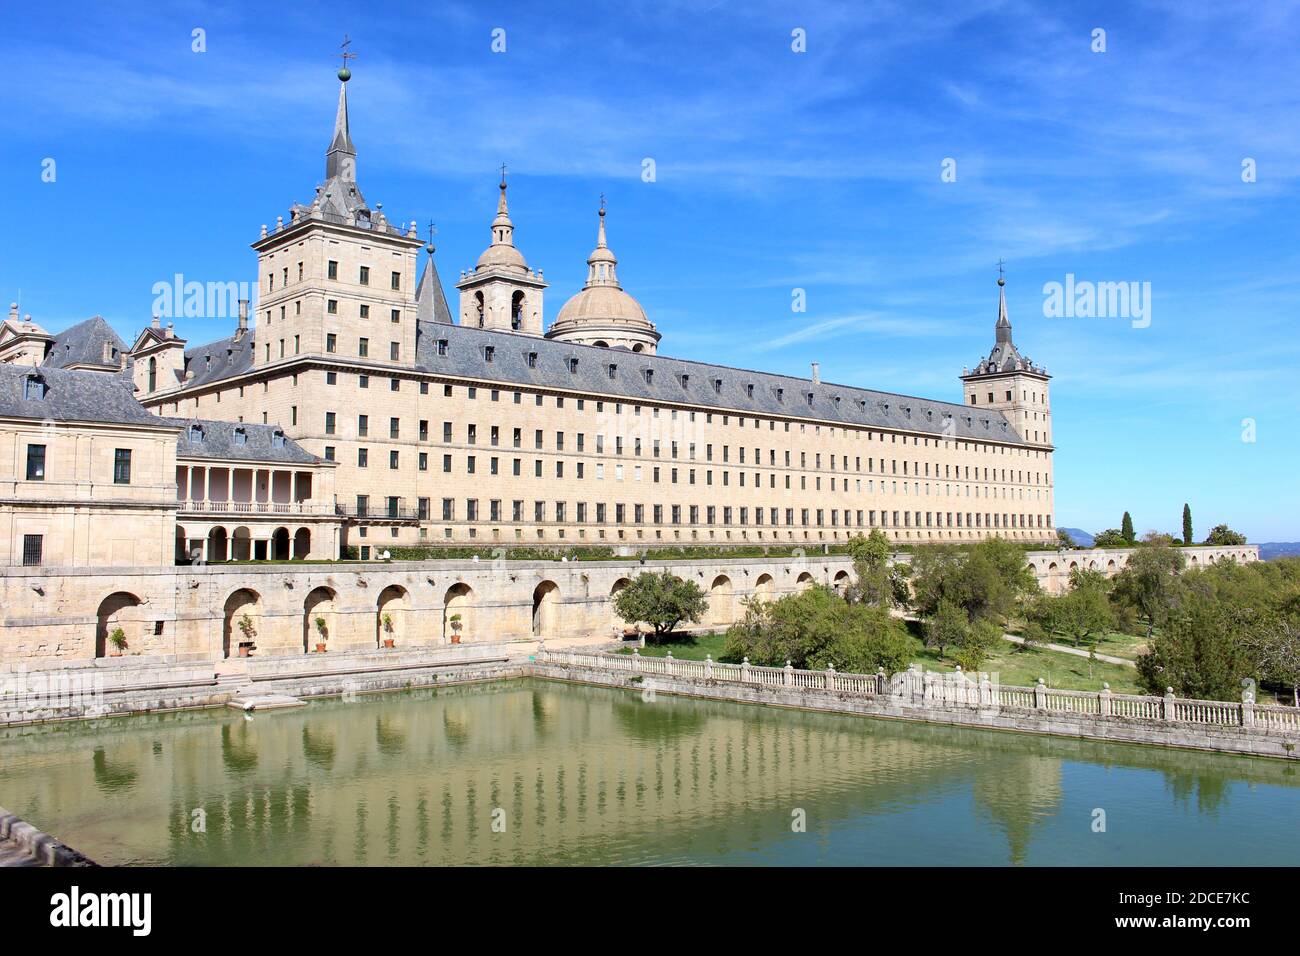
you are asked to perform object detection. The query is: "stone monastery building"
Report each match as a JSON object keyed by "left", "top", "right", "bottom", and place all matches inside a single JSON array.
[{"left": 0, "top": 69, "right": 1055, "bottom": 569}]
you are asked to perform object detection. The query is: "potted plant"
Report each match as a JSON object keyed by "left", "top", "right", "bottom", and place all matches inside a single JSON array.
[
  {"left": 314, "top": 616, "right": 328, "bottom": 653},
  {"left": 381, "top": 612, "right": 396, "bottom": 649},
  {"left": 237, "top": 613, "right": 257, "bottom": 657},
  {"left": 449, "top": 613, "right": 463, "bottom": 645},
  {"left": 108, "top": 627, "right": 127, "bottom": 658}
]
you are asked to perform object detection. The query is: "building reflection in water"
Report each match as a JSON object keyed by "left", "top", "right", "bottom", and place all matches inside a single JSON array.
[{"left": 0, "top": 680, "right": 1296, "bottom": 866}]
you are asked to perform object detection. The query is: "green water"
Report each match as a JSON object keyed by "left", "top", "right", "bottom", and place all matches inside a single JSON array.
[{"left": 0, "top": 679, "right": 1296, "bottom": 865}]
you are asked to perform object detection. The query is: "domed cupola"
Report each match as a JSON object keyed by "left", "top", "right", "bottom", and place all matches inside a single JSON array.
[
  {"left": 455, "top": 168, "right": 547, "bottom": 335},
  {"left": 547, "top": 203, "right": 660, "bottom": 354}
]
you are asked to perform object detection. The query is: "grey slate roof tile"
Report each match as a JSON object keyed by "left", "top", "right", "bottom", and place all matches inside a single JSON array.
[
  {"left": 0, "top": 363, "right": 165, "bottom": 427},
  {"left": 42, "top": 317, "right": 127, "bottom": 369},
  {"left": 165, "top": 418, "right": 321, "bottom": 464}
]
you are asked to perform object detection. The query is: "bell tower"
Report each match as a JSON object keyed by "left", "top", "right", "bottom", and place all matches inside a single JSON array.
[{"left": 455, "top": 169, "right": 547, "bottom": 335}]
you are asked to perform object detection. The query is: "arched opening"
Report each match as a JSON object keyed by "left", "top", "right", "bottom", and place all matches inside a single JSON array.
[
  {"left": 510, "top": 291, "right": 525, "bottom": 331},
  {"left": 708, "top": 575, "right": 733, "bottom": 626},
  {"left": 175, "top": 525, "right": 188, "bottom": 564},
  {"left": 148, "top": 356, "right": 157, "bottom": 392},
  {"left": 207, "top": 526, "right": 229, "bottom": 563},
  {"left": 376, "top": 584, "right": 409, "bottom": 649},
  {"left": 231, "top": 526, "right": 252, "bottom": 561},
  {"left": 474, "top": 291, "right": 485, "bottom": 328},
  {"left": 222, "top": 588, "right": 262, "bottom": 659},
  {"left": 754, "top": 573, "right": 775, "bottom": 602},
  {"left": 303, "top": 586, "right": 337, "bottom": 653},
  {"left": 271, "top": 527, "right": 290, "bottom": 561},
  {"left": 1106, "top": 559, "right": 1117, "bottom": 576},
  {"left": 443, "top": 583, "right": 473, "bottom": 643},
  {"left": 832, "top": 569, "right": 850, "bottom": 594},
  {"left": 95, "top": 592, "right": 144, "bottom": 658},
  {"left": 293, "top": 528, "right": 310, "bottom": 560},
  {"left": 610, "top": 577, "right": 631, "bottom": 632},
  {"left": 531, "top": 580, "right": 560, "bottom": 638},
  {"left": 632, "top": 343, "right": 644, "bottom": 353},
  {"left": 593, "top": 340, "right": 609, "bottom": 348},
  {"left": 1047, "top": 562, "right": 1061, "bottom": 594},
  {"left": 796, "top": 571, "right": 815, "bottom": 591}
]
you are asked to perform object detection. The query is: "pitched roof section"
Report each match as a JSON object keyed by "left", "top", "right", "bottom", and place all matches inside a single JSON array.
[
  {"left": 43, "top": 317, "right": 128, "bottom": 370},
  {"left": 181, "top": 333, "right": 255, "bottom": 390},
  {"left": 412, "top": 321, "right": 1029, "bottom": 445},
  {"left": 166, "top": 418, "right": 321, "bottom": 464},
  {"left": 0, "top": 363, "right": 167, "bottom": 428},
  {"left": 416, "top": 257, "right": 454, "bottom": 325}
]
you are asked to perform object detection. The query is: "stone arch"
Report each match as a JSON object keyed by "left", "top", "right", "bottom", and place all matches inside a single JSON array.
[
  {"left": 708, "top": 575, "right": 733, "bottom": 626},
  {"left": 175, "top": 525, "right": 189, "bottom": 564},
  {"left": 303, "top": 586, "right": 337, "bottom": 653},
  {"left": 473, "top": 291, "right": 485, "bottom": 327},
  {"left": 377, "top": 584, "right": 409, "bottom": 648},
  {"left": 832, "top": 569, "right": 851, "bottom": 594},
  {"left": 96, "top": 592, "right": 144, "bottom": 658},
  {"left": 1047, "top": 562, "right": 1061, "bottom": 595},
  {"left": 1189, "top": 555, "right": 1200, "bottom": 567},
  {"left": 207, "top": 526, "right": 229, "bottom": 563},
  {"left": 222, "top": 588, "right": 262, "bottom": 659},
  {"left": 610, "top": 577, "right": 631, "bottom": 630},
  {"left": 231, "top": 526, "right": 252, "bottom": 561},
  {"left": 443, "top": 583, "right": 473, "bottom": 643},
  {"left": 293, "top": 527, "right": 310, "bottom": 560},
  {"left": 272, "top": 527, "right": 291, "bottom": 561},
  {"left": 510, "top": 290, "right": 526, "bottom": 331},
  {"left": 593, "top": 340, "right": 609, "bottom": 348},
  {"left": 795, "top": 570, "right": 815, "bottom": 591},
  {"left": 1106, "top": 559, "right": 1117, "bottom": 575},
  {"left": 532, "top": 580, "right": 561, "bottom": 638},
  {"left": 754, "top": 573, "right": 775, "bottom": 602},
  {"left": 632, "top": 343, "right": 644, "bottom": 353}
]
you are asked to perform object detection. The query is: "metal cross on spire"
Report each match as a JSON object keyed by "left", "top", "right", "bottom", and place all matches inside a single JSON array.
[
  {"left": 339, "top": 35, "right": 357, "bottom": 70},
  {"left": 499, "top": 162, "right": 508, "bottom": 186},
  {"left": 996, "top": 258, "right": 1006, "bottom": 280},
  {"left": 599, "top": 192, "right": 606, "bottom": 212}
]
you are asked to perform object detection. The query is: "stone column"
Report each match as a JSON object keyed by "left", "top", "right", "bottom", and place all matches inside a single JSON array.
[
  {"left": 664, "top": 651, "right": 674, "bottom": 677},
  {"left": 1034, "top": 677, "right": 1047, "bottom": 710},
  {"left": 1163, "top": 687, "right": 1176, "bottom": 721},
  {"left": 825, "top": 664, "right": 835, "bottom": 691},
  {"left": 741, "top": 657, "right": 751, "bottom": 683},
  {"left": 1241, "top": 683, "right": 1256, "bottom": 728},
  {"left": 783, "top": 660, "right": 793, "bottom": 687},
  {"left": 225, "top": 467, "right": 232, "bottom": 505},
  {"left": 704, "top": 654, "right": 714, "bottom": 681},
  {"left": 1099, "top": 682, "right": 1112, "bottom": 718}
]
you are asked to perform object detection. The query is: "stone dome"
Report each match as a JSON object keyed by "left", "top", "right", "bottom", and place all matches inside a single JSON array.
[{"left": 555, "top": 284, "right": 648, "bottom": 325}]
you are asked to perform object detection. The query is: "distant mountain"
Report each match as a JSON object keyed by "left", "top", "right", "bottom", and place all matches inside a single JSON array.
[
  {"left": 1059, "top": 528, "right": 1095, "bottom": 548},
  {"left": 1259, "top": 542, "right": 1300, "bottom": 561}
]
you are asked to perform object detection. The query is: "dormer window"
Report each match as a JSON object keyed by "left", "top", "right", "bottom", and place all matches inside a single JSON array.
[
  {"left": 22, "top": 374, "right": 46, "bottom": 400},
  {"left": 233, "top": 426, "right": 248, "bottom": 446},
  {"left": 644, "top": 369, "right": 654, "bottom": 385},
  {"left": 806, "top": 392, "right": 814, "bottom": 405},
  {"left": 189, "top": 424, "right": 204, "bottom": 443},
  {"left": 775, "top": 387, "right": 783, "bottom": 402},
  {"left": 713, "top": 379, "right": 722, "bottom": 394},
  {"left": 437, "top": 339, "right": 448, "bottom": 356},
  {"left": 272, "top": 429, "right": 287, "bottom": 448},
  {"left": 746, "top": 384, "right": 754, "bottom": 399},
  {"left": 607, "top": 363, "right": 617, "bottom": 380},
  {"left": 568, "top": 358, "right": 579, "bottom": 374},
  {"left": 527, "top": 352, "right": 538, "bottom": 369},
  {"left": 484, "top": 346, "right": 495, "bottom": 363},
  {"left": 680, "top": 373, "right": 690, "bottom": 388}
]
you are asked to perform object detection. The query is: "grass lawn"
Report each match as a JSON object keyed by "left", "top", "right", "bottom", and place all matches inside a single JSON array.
[
  {"left": 913, "top": 640, "right": 1145, "bottom": 695},
  {"left": 613, "top": 631, "right": 731, "bottom": 661}
]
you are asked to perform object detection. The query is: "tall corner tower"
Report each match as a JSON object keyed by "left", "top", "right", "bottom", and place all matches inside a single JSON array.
[{"left": 960, "top": 272, "right": 1052, "bottom": 447}]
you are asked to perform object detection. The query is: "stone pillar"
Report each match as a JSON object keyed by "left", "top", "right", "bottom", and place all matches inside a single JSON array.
[
  {"left": 1241, "top": 683, "right": 1256, "bottom": 728},
  {"left": 825, "top": 664, "right": 835, "bottom": 691},
  {"left": 1163, "top": 687, "right": 1176, "bottom": 721},
  {"left": 876, "top": 667, "right": 886, "bottom": 696},
  {"left": 1034, "top": 677, "right": 1047, "bottom": 709},
  {"left": 704, "top": 654, "right": 714, "bottom": 681},
  {"left": 291, "top": 471, "right": 299, "bottom": 508},
  {"left": 741, "top": 656, "right": 751, "bottom": 683},
  {"left": 664, "top": 650, "right": 674, "bottom": 677},
  {"left": 979, "top": 672, "right": 992, "bottom": 707},
  {"left": 225, "top": 467, "right": 232, "bottom": 505},
  {"left": 1099, "top": 682, "right": 1111, "bottom": 717},
  {"left": 783, "top": 660, "right": 793, "bottom": 687}
]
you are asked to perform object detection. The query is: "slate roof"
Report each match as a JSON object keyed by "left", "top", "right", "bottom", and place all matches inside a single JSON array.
[
  {"left": 416, "top": 257, "right": 454, "bottom": 325},
  {"left": 0, "top": 363, "right": 167, "bottom": 428},
  {"left": 166, "top": 417, "right": 321, "bottom": 464},
  {"left": 43, "top": 317, "right": 127, "bottom": 370},
  {"left": 180, "top": 333, "right": 256, "bottom": 390}
]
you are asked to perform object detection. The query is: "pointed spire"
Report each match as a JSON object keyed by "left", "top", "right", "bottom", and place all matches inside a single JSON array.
[
  {"left": 584, "top": 201, "right": 619, "bottom": 288},
  {"left": 325, "top": 70, "right": 356, "bottom": 182},
  {"left": 491, "top": 164, "right": 515, "bottom": 244},
  {"left": 995, "top": 264, "right": 1012, "bottom": 344}
]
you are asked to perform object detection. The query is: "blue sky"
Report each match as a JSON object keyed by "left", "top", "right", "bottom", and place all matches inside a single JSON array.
[{"left": 2, "top": 0, "right": 1297, "bottom": 540}]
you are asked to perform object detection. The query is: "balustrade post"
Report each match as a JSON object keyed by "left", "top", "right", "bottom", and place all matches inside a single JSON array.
[
  {"left": 1163, "top": 687, "right": 1176, "bottom": 721},
  {"left": 784, "top": 660, "right": 794, "bottom": 687},
  {"left": 1034, "top": 677, "right": 1047, "bottom": 710},
  {"left": 632, "top": 647, "right": 640, "bottom": 674},
  {"left": 705, "top": 654, "right": 714, "bottom": 681},
  {"left": 1241, "top": 683, "right": 1256, "bottom": 728},
  {"left": 922, "top": 670, "right": 933, "bottom": 706},
  {"left": 1099, "top": 682, "right": 1111, "bottom": 718},
  {"left": 825, "top": 664, "right": 835, "bottom": 692},
  {"left": 876, "top": 667, "right": 886, "bottom": 696},
  {"left": 741, "top": 656, "right": 751, "bottom": 683},
  {"left": 979, "top": 672, "right": 992, "bottom": 707},
  {"left": 665, "top": 651, "right": 674, "bottom": 677}
]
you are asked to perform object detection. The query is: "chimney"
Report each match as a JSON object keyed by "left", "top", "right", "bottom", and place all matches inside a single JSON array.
[
  {"left": 235, "top": 299, "right": 249, "bottom": 341},
  {"left": 811, "top": 362, "right": 820, "bottom": 386},
  {"left": 151, "top": 314, "right": 161, "bottom": 329},
  {"left": 102, "top": 341, "right": 112, "bottom": 364}
]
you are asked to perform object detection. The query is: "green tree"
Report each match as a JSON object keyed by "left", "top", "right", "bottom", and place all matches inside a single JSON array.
[
  {"left": 1121, "top": 511, "right": 1135, "bottom": 544},
  {"left": 1204, "top": 524, "right": 1247, "bottom": 546},
  {"left": 845, "top": 530, "right": 907, "bottom": 608},
  {"left": 723, "top": 585, "right": 911, "bottom": 674},
  {"left": 1111, "top": 540, "right": 1185, "bottom": 639},
  {"left": 924, "top": 599, "right": 968, "bottom": 659},
  {"left": 1136, "top": 589, "right": 1258, "bottom": 701},
  {"left": 1182, "top": 503, "right": 1193, "bottom": 546},
  {"left": 1244, "top": 614, "right": 1300, "bottom": 707},
  {"left": 953, "top": 619, "right": 1003, "bottom": 671},
  {"left": 613, "top": 571, "right": 708, "bottom": 642},
  {"left": 1092, "top": 528, "right": 1128, "bottom": 548},
  {"left": 1056, "top": 529, "right": 1078, "bottom": 549}
]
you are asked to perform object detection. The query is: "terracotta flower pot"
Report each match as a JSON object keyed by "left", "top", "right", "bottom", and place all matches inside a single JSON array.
[
  {"left": 315, "top": 643, "right": 327, "bottom": 653},
  {"left": 451, "top": 634, "right": 462, "bottom": 644},
  {"left": 383, "top": 638, "right": 395, "bottom": 649},
  {"left": 238, "top": 645, "right": 251, "bottom": 658}
]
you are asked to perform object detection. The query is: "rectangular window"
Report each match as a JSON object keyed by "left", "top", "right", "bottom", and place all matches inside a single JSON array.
[
  {"left": 359, "top": 338, "right": 369, "bottom": 358},
  {"left": 359, "top": 265, "right": 370, "bottom": 285},
  {"left": 326, "top": 333, "right": 337, "bottom": 353},
  {"left": 327, "top": 260, "right": 338, "bottom": 279},
  {"left": 325, "top": 412, "right": 336, "bottom": 435},
  {"left": 391, "top": 271, "right": 401, "bottom": 290},
  {"left": 113, "top": 448, "right": 132, "bottom": 484},
  {"left": 21, "top": 533, "right": 43, "bottom": 566},
  {"left": 25, "top": 444, "right": 45, "bottom": 481}
]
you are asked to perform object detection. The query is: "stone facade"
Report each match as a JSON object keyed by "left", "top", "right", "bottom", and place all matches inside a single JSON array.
[{"left": 0, "top": 545, "right": 1259, "bottom": 668}]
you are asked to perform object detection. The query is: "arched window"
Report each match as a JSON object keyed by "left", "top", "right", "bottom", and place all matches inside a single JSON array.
[
  {"left": 148, "top": 356, "right": 157, "bottom": 392},
  {"left": 511, "top": 291, "right": 525, "bottom": 331},
  {"left": 474, "top": 292, "right": 484, "bottom": 328}
]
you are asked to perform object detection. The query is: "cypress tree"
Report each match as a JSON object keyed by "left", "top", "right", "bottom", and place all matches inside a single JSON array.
[
  {"left": 1121, "top": 511, "right": 1135, "bottom": 543},
  {"left": 1182, "top": 503, "right": 1193, "bottom": 546}
]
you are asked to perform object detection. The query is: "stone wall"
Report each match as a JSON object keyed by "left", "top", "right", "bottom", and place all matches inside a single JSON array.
[{"left": 0, "top": 544, "right": 1260, "bottom": 667}]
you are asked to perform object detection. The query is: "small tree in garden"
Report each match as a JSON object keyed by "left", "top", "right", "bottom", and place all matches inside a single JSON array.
[
  {"left": 109, "top": 627, "right": 128, "bottom": 653},
  {"left": 614, "top": 571, "right": 708, "bottom": 643},
  {"left": 924, "top": 599, "right": 968, "bottom": 659},
  {"left": 314, "top": 616, "right": 328, "bottom": 641},
  {"left": 237, "top": 613, "right": 257, "bottom": 643}
]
